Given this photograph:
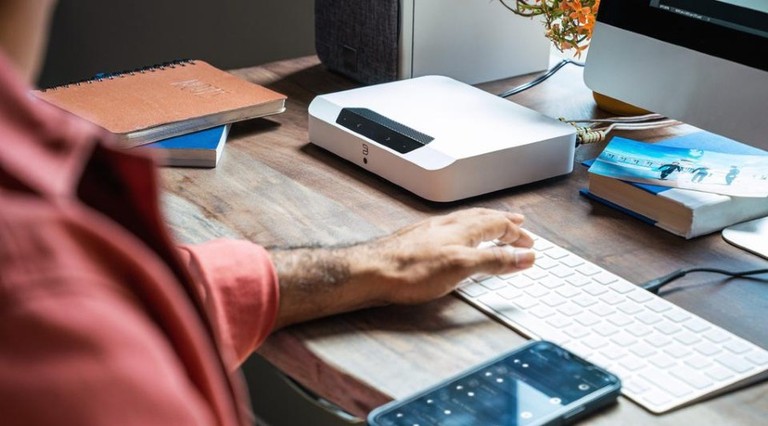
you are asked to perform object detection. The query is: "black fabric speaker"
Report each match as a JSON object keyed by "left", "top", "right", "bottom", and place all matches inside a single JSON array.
[{"left": 315, "top": 0, "right": 400, "bottom": 85}]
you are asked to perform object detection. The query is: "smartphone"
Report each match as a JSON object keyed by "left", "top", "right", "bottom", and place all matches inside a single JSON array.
[{"left": 367, "top": 340, "right": 621, "bottom": 426}]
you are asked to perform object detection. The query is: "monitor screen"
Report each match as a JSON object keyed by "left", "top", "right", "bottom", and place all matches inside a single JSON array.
[{"left": 584, "top": 0, "right": 768, "bottom": 150}]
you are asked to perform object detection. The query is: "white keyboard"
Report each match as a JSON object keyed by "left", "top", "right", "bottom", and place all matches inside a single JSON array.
[{"left": 456, "top": 232, "right": 768, "bottom": 414}]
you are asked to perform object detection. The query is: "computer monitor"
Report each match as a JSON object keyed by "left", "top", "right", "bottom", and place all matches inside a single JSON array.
[{"left": 583, "top": 0, "right": 768, "bottom": 258}]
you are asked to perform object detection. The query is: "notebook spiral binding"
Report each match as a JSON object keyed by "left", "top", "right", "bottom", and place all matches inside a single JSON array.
[{"left": 39, "top": 59, "right": 197, "bottom": 92}]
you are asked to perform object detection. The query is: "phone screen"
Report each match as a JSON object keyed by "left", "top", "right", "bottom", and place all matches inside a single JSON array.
[{"left": 368, "top": 341, "right": 621, "bottom": 426}]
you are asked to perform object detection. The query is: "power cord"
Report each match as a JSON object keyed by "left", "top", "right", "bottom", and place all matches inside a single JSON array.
[
  {"left": 561, "top": 114, "right": 681, "bottom": 146},
  {"left": 641, "top": 267, "right": 768, "bottom": 295},
  {"left": 497, "top": 58, "right": 584, "bottom": 98},
  {"left": 495, "top": 58, "right": 680, "bottom": 145}
]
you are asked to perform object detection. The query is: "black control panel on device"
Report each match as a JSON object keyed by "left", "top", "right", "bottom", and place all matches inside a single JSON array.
[{"left": 336, "top": 107, "right": 434, "bottom": 154}]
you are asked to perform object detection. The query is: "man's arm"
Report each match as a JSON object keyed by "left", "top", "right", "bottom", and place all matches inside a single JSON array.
[{"left": 270, "top": 208, "right": 535, "bottom": 329}]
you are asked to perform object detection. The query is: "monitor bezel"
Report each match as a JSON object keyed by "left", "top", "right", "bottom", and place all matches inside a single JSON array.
[{"left": 597, "top": 0, "right": 767, "bottom": 72}]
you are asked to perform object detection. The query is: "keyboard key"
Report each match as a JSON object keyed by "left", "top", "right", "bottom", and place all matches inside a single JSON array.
[
  {"left": 609, "top": 280, "right": 637, "bottom": 294},
  {"left": 724, "top": 340, "right": 752, "bottom": 355},
  {"left": 715, "top": 354, "right": 755, "bottom": 374},
  {"left": 610, "top": 333, "right": 638, "bottom": 347},
  {"left": 626, "top": 323, "right": 653, "bottom": 337},
  {"left": 506, "top": 275, "right": 534, "bottom": 288},
  {"left": 607, "top": 314, "right": 634, "bottom": 327},
  {"left": 636, "top": 311, "right": 663, "bottom": 325},
  {"left": 655, "top": 322, "right": 682, "bottom": 336},
  {"left": 478, "top": 276, "right": 507, "bottom": 290},
  {"left": 746, "top": 351, "right": 768, "bottom": 367},
  {"left": 511, "top": 295, "right": 539, "bottom": 310},
  {"left": 566, "top": 275, "right": 592, "bottom": 287},
  {"left": 627, "top": 289, "right": 655, "bottom": 304},
  {"left": 600, "top": 292, "right": 625, "bottom": 306},
  {"left": 556, "top": 303, "right": 583, "bottom": 317},
  {"left": 577, "top": 263, "right": 602, "bottom": 276},
  {"left": 674, "top": 332, "right": 702, "bottom": 346},
  {"left": 524, "top": 286, "right": 549, "bottom": 298},
  {"left": 550, "top": 265, "right": 576, "bottom": 279},
  {"left": 572, "top": 295, "right": 598, "bottom": 308},
  {"left": 589, "top": 304, "right": 616, "bottom": 317},
  {"left": 546, "top": 316, "right": 573, "bottom": 329},
  {"left": 645, "top": 334, "right": 673, "bottom": 349},
  {"left": 670, "top": 366, "right": 714, "bottom": 390},
  {"left": 684, "top": 319, "right": 712, "bottom": 333},
  {"left": 642, "top": 368, "right": 692, "bottom": 397},
  {"left": 458, "top": 283, "right": 487, "bottom": 298},
  {"left": 564, "top": 325, "right": 590, "bottom": 339},
  {"left": 705, "top": 365, "right": 735, "bottom": 382},
  {"left": 619, "top": 357, "right": 647, "bottom": 372},
  {"left": 645, "top": 299, "right": 674, "bottom": 313},
  {"left": 664, "top": 345, "right": 693, "bottom": 359},
  {"left": 498, "top": 287, "right": 523, "bottom": 300},
  {"left": 704, "top": 329, "right": 731, "bottom": 344},
  {"left": 618, "top": 303, "right": 644, "bottom": 316},
  {"left": 555, "top": 286, "right": 581, "bottom": 299},
  {"left": 629, "top": 342, "right": 657, "bottom": 358},
  {"left": 535, "top": 256, "right": 560, "bottom": 270},
  {"left": 584, "top": 283, "right": 609, "bottom": 296},
  {"left": 574, "top": 312, "right": 601, "bottom": 326},
  {"left": 694, "top": 341, "right": 722, "bottom": 357},
  {"left": 664, "top": 309, "right": 692, "bottom": 323},
  {"left": 529, "top": 305, "right": 556, "bottom": 319},
  {"left": 593, "top": 323, "right": 619, "bottom": 337},
  {"left": 594, "top": 272, "right": 619, "bottom": 285},
  {"left": 524, "top": 268, "right": 549, "bottom": 281},
  {"left": 560, "top": 255, "right": 584, "bottom": 268},
  {"left": 538, "top": 275, "right": 564, "bottom": 289},
  {"left": 685, "top": 355, "right": 713, "bottom": 370}
]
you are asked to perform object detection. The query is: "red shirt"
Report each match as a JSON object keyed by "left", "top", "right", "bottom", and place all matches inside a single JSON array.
[{"left": 0, "top": 53, "right": 280, "bottom": 425}]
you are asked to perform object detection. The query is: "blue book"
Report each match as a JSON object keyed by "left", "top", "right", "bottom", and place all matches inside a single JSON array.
[
  {"left": 581, "top": 132, "right": 768, "bottom": 238},
  {"left": 135, "top": 125, "right": 230, "bottom": 168}
]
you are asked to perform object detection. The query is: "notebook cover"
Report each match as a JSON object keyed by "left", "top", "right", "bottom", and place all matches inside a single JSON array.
[{"left": 32, "top": 60, "right": 286, "bottom": 147}]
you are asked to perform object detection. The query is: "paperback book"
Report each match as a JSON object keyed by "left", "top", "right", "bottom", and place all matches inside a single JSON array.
[
  {"left": 135, "top": 125, "right": 230, "bottom": 168},
  {"left": 581, "top": 132, "right": 768, "bottom": 239}
]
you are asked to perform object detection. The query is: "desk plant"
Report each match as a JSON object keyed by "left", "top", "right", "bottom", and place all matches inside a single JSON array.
[
  {"left": 500, "top": 0, "right": 601, "bottom": 57},
  {"left": 501, "top": 0, "right": 648, "bottom": 115}
]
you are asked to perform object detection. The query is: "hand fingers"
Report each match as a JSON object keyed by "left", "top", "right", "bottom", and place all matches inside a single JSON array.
[
  {"left": 457, "top": 244, "right": 536, "bottom": 277},
  {"left": 441, "top": 208, "right": 530, "bottom": 247}
]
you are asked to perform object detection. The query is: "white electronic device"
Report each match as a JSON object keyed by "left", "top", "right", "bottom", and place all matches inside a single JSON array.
[{"left": 308, "top": 76, "right": 577, "bottom": 202}]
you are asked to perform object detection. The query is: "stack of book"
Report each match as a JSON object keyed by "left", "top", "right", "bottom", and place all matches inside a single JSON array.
[
  {"left": 33, "top": 60, "right": 287, "bottom": 167},
  {"left": 581, "top": 132, "right": 768, "bottom": 239}
]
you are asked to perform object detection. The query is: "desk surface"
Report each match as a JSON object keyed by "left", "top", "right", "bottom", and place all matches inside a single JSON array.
[{"left": 161, "top": 56, "right": 768, "bottom": 424}]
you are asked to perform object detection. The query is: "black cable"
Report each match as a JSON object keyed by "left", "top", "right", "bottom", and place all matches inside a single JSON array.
[
  {"left": 641, "top": 268, "right": 768, "bottom": 294},
  {"left": 497, "top": 58, "right": 585, "bottom": 98}
]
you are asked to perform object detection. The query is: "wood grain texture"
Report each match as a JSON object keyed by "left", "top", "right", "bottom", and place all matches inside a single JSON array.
[{"left": 160, "top": 56, "right": 768, "bottom": 423}]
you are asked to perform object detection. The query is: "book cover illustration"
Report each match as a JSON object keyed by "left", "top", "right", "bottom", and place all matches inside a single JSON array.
[{"left": 588, "top": 137, "right": 768, "bottom": 198}]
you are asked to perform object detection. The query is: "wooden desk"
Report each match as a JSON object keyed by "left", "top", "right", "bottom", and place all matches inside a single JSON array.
[{"left": 161, "top": 56, "right": 768, "bottom": 424}]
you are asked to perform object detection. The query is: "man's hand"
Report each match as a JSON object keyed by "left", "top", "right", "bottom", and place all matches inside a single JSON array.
[{"left": 270, "top": 208, "right": 535, "bottom": 329}]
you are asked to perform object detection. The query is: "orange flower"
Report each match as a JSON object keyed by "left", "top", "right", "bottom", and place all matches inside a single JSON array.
[{"left": 503, "top": 0, "right": 601, "bottom": 56}]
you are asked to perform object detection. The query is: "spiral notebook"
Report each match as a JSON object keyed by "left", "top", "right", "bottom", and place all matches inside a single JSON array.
[{"left": 32, "top": 60, "right": 286, "bottom": 148}]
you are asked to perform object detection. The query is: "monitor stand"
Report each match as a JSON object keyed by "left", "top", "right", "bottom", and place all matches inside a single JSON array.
[{"left": 722, "top": 217, "right": 768, "bottom": 260}]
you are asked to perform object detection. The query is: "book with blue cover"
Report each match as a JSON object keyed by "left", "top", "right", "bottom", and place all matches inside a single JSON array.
[
  {"left": 136, "top": 125, "right": 230, "bottom": 168},
  {"left": 581, "top": 132, "right": 768, "bottom": 238}
]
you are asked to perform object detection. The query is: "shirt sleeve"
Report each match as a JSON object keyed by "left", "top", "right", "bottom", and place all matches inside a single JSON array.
[{"left": 177, "top": 239, "right": 280, "bottom": 370}]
